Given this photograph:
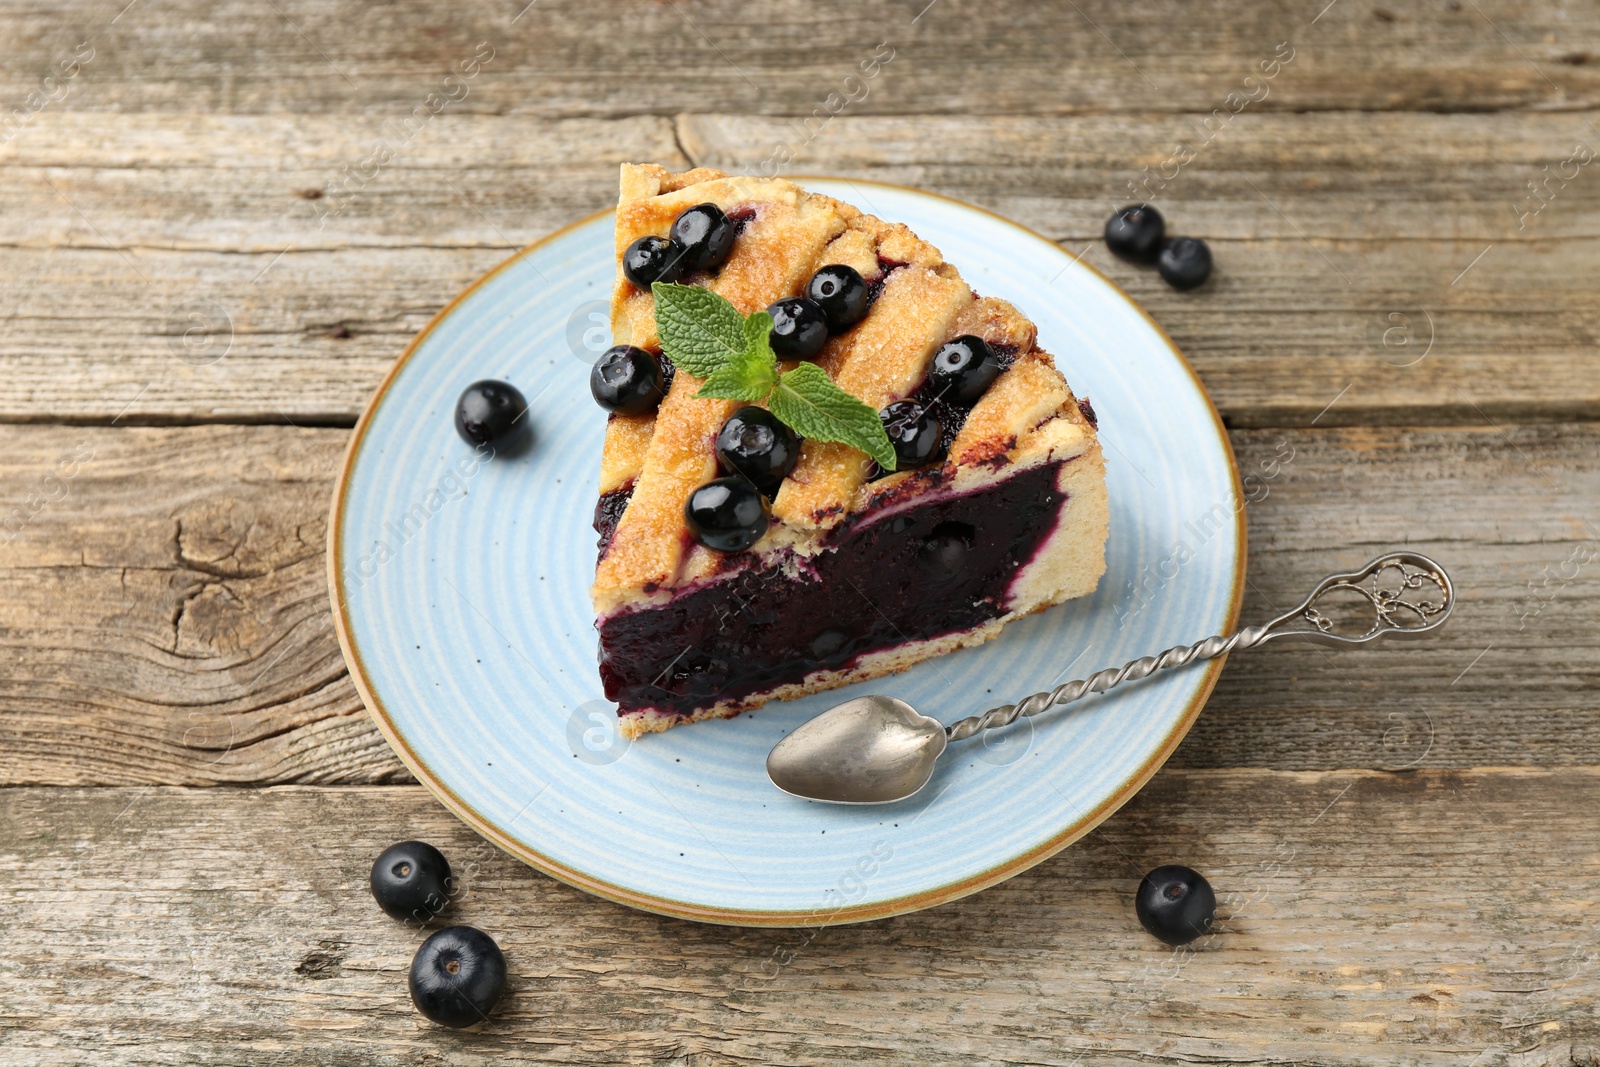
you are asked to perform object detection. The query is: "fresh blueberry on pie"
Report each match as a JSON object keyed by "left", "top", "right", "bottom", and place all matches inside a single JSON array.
[
  {"left": 622, "top": 234, "right": 685, "bottom": 287},
  {"left": 669, "top": 203, "right": 736, "bottom": 272},
  {"left": 590, "top": 345, "right": 666, "bottom": 415},
  {"left": 879, "top": 400, "right": 943, "bottom": 470},
  {"left": 592, "top": 164, "right": 1109, "bottom": 737},
  {"left": 806, "top": 264, "right": 870, "bottom": 330},
  {"left": 715, "top": 406, "right": 800, "bottom": 494},
  {"left": 685, "top": 476, "right": 771, "bottom": 552},
  {"left": 931, "top": 335, "right": 1001, "bottom": 404},
  {"left": 766, "top": 296, "right": 830, "bottom": 360}
]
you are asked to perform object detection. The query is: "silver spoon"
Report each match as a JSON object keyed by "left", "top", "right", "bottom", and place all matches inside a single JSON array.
[{"left": 767, "top": 552, "right": 1455, "bottom": 805}]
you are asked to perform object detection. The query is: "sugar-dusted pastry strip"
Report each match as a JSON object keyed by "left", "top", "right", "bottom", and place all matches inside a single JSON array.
[
  {"left": 772, "top": 265, "right": 971, "bottom": 532},
  {"left": 594, "top": 167, "right": 849, "bottom": 612}
]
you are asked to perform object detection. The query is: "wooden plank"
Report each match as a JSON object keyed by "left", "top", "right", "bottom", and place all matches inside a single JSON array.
[
  {"left": 4, "top": 236, "right": 1592, "bottom": 427},
  {"left": 1, "top": 770, "right": 1595, "bottom": 1065},
  {"left": 0, "top": 424, "right": 383, "bottom": 785},
  {"left": 3, "top": 111, "right": 1600, "bottom": 425},
  {"left": 1, "top": 0, "right": 1598, "bottom": 118},
  {"left": 0, "top": 113, "right": 683, "bottom": 248},
  {"left": 1191, "top": 422, "right": 1600, "bottom": 772},
  {"left": 9, "top": 110, "right": 1599, "bottom": 243},
  {"left": 680, "top": 111, "right": 1600, "bottom": 241},
  {"left": 681, "top": 112, "right": 1600, "bottom": 428},
  {"left": 0, "top": 422, "right": 1595, "bottom": 786},
  {"left": 0, "top": 113, "right": 685, "bottom": 424}
]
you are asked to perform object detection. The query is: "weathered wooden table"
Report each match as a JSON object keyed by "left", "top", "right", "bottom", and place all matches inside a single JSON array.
[{"left": 3, "top": 1, "right": 1597, "bottom": 1063}]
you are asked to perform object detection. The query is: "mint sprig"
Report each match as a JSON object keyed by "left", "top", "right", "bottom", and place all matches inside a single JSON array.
[
  {"left": 650, "top": 282, "right": 747, "bottom": 378},
  {"left": 768, "top": 362, "right": 897, "bottom": 470},
  {"left": 695, "top": 311, "right": 780, "bottom": 402},
  {"left": 651, "top": 283, "right": 897, "bottom": 471}
]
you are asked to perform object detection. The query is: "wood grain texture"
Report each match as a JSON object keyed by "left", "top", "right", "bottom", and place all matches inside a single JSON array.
[
  {"left": 0, "top": 423, "right": 385, "bottom": 786},
  {"left": 2, "top": 771, "right": 1596, "bottom": 1066},
  {"left": 2, "top": 110, "right": 1599, "bottom": 425},
  {"left": 0, "top": 422, "right": 1594, "bottom": 787},
  {"left": 0, "top": 113, "right": 685, "bottom": 425},
  {"left": 2, "top": 0, "right": 1599, "bottom": 117},
  {"left": 0, "top": 0, "right": 1593, "bottom": 1060}
]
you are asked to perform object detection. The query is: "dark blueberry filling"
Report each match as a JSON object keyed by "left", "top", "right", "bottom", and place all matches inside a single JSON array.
[
  {"left": 596, "top": 459, "right": 1066, "bottom": 717},
  {"left": 913, "top": 341, "right": 1020, "bottom": 459},
  {"left": 865, "top": 256, "right": 905, "bottom": 307},
  {"left": 863, "top": 341, "right": 1020, "bottom": 482},
  {"left": 727, "top": 206, "right": 757, "bottom": 236},
  {"left": 593, "top": 484, "right": 634, "bottom": 557},
  {"left": 656, "top": 351, "right": 676, "bottom": 395},
  {"left": 1078, "top": 396, "right": 1098, "bottom": 428}
]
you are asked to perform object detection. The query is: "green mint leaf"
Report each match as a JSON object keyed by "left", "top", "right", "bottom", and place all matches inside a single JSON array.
[
  {"left": 743, "top": 308, "right": 776, "bottom": 367},
  {"left": 651, "top": 282, "right": 747, "bottom": 378},
  {"left": 694, "top": 311, "right": 779, "bottom": 401},
  {"left": 769, "top": 361, "right": 898, "bottom": 471},
  {"left": 697, "top": 361, "right": 777, "bottom": 402}
]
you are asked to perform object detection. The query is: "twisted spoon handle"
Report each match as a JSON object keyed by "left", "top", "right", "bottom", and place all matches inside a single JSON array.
[
  {"left": 943, "top": 625, "right": 1272, "bottom": 741},
  {"left": 943, "top": 551, "right": 1454, "bottom": 743}
]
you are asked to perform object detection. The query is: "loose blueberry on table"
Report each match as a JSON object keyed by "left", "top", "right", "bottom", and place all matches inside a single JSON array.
[
  {"left": 454, "top": 380, "right": 528, "bottom": 449},
  {"left": 622, "top": 234, "right": 685, "bottom": 287},
  {"left": 879, "top": 400, "right": 943, "bottom": 470},
  {"left": 669, "top": 203, "right": 736, "bottom": 272},
  {"left": 370, "top": 840, "right": 452, "bottom": 922},
  {"left": 1104, "top": 203, "right": 1166, "bottom": 263},
  {"left": 806, "top": 264, "right": 870, "bottom": 331},
  {"left": 408, "top": 925, "right": 507, "bottom": 1029},
  {"left": 590, "top": 345, "right": 666, "bottom": 416},
  {"left": 716, "top": 406, "right": 800, "bottom": 494},
  {"left": 930, "top": 334, "right": 1001, "bottom": 404},
  {"left": 767, "top": 296, "right": 830, "bottom": 360},
  {"left": 1157, "top": 237, "right": 1213, "bottom": 291},
  {"left": 1135, "top": 864, "right": 1217, "bottom": 946},
  {"left": 685, "top": 475, "right": 771, "bottom": 552}
]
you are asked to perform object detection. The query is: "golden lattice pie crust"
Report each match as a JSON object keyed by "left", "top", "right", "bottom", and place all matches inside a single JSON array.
[{"left": 590, "top": 166, "right": 1108, "bottom": 735}]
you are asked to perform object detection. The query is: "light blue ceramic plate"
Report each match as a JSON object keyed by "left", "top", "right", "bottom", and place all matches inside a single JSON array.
[{"left": 329, "top": 179, "right": 1244, "bottom": 926}]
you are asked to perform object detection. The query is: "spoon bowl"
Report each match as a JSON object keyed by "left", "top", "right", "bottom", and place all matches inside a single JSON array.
[{"left": 766, "top": 695, "right": 948, "bottom": 804}]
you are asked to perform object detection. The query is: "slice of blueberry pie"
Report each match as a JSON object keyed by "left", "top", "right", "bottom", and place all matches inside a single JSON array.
[{"left": 590, "top": 164, "right": 1108, "bottom": 738}]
